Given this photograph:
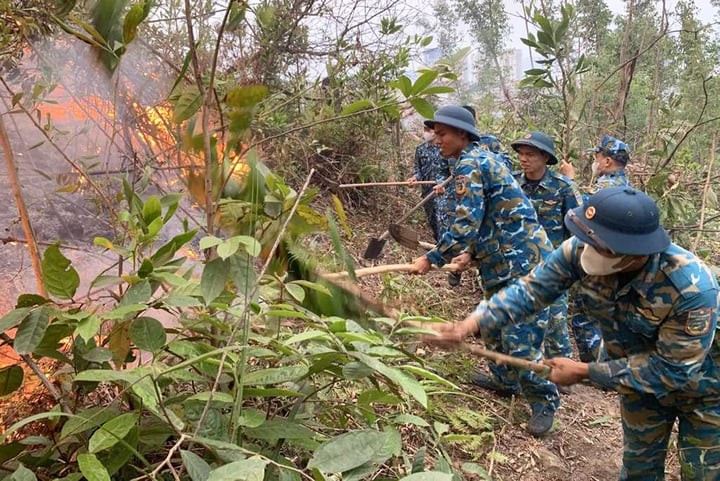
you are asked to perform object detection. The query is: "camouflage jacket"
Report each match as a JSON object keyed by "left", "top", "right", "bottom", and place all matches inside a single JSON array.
[
  {"left": 413, "top": 141, "right": 443, "bottom": 196},
  {"left": 582, "top": 168, "right": 630, "bottom": 202},
  {"left": 514, "top": 169, "right": 582, "bottom": 248},
  {"left": 425, "top": 143, "right": 553, "bottom": 289},
  {"left": 475, "top": 238, "right": 720, "bottom": 400}
]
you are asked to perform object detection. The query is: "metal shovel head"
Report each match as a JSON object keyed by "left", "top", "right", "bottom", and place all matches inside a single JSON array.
[
  {"left": 363, "top": 237, "right": 387, "bottom": 259},
  {"left": 388, "top": 223, "right": 420, "bottom": 250}
]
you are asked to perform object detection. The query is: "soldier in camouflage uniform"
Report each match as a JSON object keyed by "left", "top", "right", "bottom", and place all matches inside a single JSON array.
[
  {"left": 511, "top": 132, "right": 581, "bottom": 363},
  {"left": 562, "top": 135, "right": 632, "bottom": 362},
  {"left": 408, "top": 125, "right": 445, "bottom": 241},
  {"left": 410, "top": 105, "right": 560, "bottom": 436},
  {"left": 429, "top": 186, "right": 720, "bottom": 480},
  {"left": 435, "top": 131, "right": 512, "bottom": 286}
]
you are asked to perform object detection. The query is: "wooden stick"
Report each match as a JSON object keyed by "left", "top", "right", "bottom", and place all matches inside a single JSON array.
[
  {"left": 339, "top": 181, "right": 435, "bottom": 188},
  {"left": 460, "top": 343, "right": 551, "bottom": 377},
  {"left": 324, "top": 263, "right": 461, "bottom": 280}
]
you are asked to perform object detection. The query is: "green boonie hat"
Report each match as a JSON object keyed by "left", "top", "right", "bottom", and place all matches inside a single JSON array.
[
  {"left": 424, "top": 105, "right": 481, "bottom": 142},
  {"left": 564, "top": 186, "right": 670, "bottom": 256},
  {"left": 510, "top": 131, "right": 558, "bottom": 165}
]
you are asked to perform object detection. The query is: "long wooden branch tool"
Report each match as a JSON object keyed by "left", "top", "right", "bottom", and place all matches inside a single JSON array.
[
  {"left": 324, "top": 263, "right": 461, "bottom": 280},
  {"left": 339, "top": 181, "right": 435, "bottom": 188}
]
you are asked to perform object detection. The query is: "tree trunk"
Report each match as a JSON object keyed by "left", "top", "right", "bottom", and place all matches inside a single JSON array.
[
  {"left": 614, "top": 0, "right": 636, "bottom": 131},
  {"left": 0, "top": 115, "right": 47, "bottom": 297}
]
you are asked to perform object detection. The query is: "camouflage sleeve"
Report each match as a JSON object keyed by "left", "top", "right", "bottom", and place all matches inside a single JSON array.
[
  {"left": 413, "top": 145, "right": 422, "bottom": 179},
  {"left": 562, "top": 183, "right": 582, "bottom": 239},
  {"left": 435, "top": 156, "right": 449, "bottom": 184},
  {"left": 474, "top": 239, "right": 582, "bottom": 327},
  {"left": 588, "top": 289, "right": 719, "bottom": 396},
  {"left": 426, "top": 159, "right": 484, "bottom": 266}
]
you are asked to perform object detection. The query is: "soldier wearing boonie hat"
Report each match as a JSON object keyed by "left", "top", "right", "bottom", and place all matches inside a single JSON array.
[
  {"left": 587, "top": 134, "right": 631, "bottom": 193},
  {"left": 511, "top": 131, "right": 581, "bottom": 377},
  {"left": 427, "top": 186, "right": 720, "bottom": 480},
  {"left": 411, "top": 105, "right": 560, "bottom": 437}
]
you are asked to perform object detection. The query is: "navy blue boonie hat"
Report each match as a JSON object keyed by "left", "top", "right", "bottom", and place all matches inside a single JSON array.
[
  {"left": 564, "top": 186, "right": 670, "bottom": 256},
  {"left": 424, "top": 105, "right": 481, "bottom": 142},
  {"left": 510, "top": 131, "right": 558, "bottom": 165},
  {"left": 587, "top": 135, "right": 630, "bottom": 164}
]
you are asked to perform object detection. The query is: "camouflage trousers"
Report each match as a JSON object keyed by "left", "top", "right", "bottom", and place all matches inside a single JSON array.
[
  {"left": 422, "top": 199, "right": 441, "bottom": 242},
  {"left": 620, "top": 392, "right": 720, "bottom": 480},
  {"left": 478, "top": 279, "right": 560, "bottom": 412},
  {"left": 434, "top": 190, "right": 455, "bottom": 239},
  {"left": 541, "top": 292, "right": 573, "bottom": 359},
  {"left": 569, "top": 291, "right": 605, "bottom": 362}
]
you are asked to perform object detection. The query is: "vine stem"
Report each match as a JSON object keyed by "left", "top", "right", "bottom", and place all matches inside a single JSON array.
[{"left": 690, "top": 133, "right": 717, "bottom": 253}]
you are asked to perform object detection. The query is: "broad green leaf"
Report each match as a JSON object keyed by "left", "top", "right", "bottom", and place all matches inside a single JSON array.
[
  {"left": 41, "top": 245, "right": 79, "bottom": 299},
  {"left": 207, "top": 458, "right": 269, "bottom": 481},
  {"left": 461, "top": 462, "right": 492, "bottom": 480},
  {"left": 9, "top": 463, "right": 36, "bottom": 481},
  {"left": 142, "top": 195, "right": 162, "bottom": 226},
  {"left": 119, "top": 279, "right": 151, "bottom": 306},
  {"left": 0, "top": 307, "right": 30, "bottom": 332},
  {"left": 284, "top": 283, "right": 305, "bottom": 302},
  {"left": 173, "top": 87, "right": 202, "bottom": 123},
  {"left": 392, "top": 414, "right": 430, "bottom": 427},
  {"left": 81, "top": 347, "right": 113, "bottom": 363},
  {"left": 14, "top": 308, "right": 50, "bottom": 355},
  {"left": 351, "top": 353, "right": 427, "bottom": 408},
  {"left": 0, "top": 366, "right": 23, "bottom": 397},
  {"left": 411, "top": 70, "right": 439, "bottom": 95},
  {"left": 77, "top": 453, "right": 111, "bottom": 481},
  {"left": 342, "top": 362, "right": 373, "bottom": 380},
  {"left": 89, "top": 412, "right": 139, "bottom": 453},
  {"left": 75, "top": 369, "right": 139, "bottom": 383},
  {"left": 60, "top": 407, "right": 119, "bottom": 439},
  {"left": 0, "top": 442, "right": 24, "bottom": 464},
  {"left": 103, "top": 303, "right": 146, "bottom": 320},
  {"left": 236, "top": 236, "right": 261, "bottom": 257},
  {"left": 396, "top": 75, "right": 413, "bottom": 97},
  {"left": 217, "top": 237, "right": 241, "bottom": 260},
  {"left": 181, "top": 449, "right": 211, "bottom": 481},
  {"left": 237, "top": 408, "right": 266, "bottom": 427},
  {"left": 244, "top": 419, "right": 314, "bottom": 441},
  {"left": 199, "top": 236, "right": 224, "bottom": 250},
  {"left": 123, "top": 2, "right": 146, "bottom": 44},
  {"left": 340, "top": 100, "right": 373, "bottom": 116},
  {"left": 76, "top": 314, "right": 104, "bottom": 342},
  {"left": 421, "top": 86, "right": 455, "bottom": 95},
  {"left": 410, "top": 97, "right": 434, "bottom": 119},
  {"left": 186, "top": 391, "right": 234, "bottom": 404},
  {"left": 282, "top": 330, "right": 329, "bottom": 345},
  {"left": 129, "top": 317, "right": 166, "bottom": 352},
  {"left": 307, "top": 430, "right": 389, "bottom": 473},
  {"left": 15, "top": 294, "right": 49, "bottom": 308},
  {"left": 398, "top": 473, "right": 454, "bottom": 481},
  {"left": 400, "top": 365, "right": 458, "bottom": 389},
  {"left": 243, "top": 365, "right": 308, "bottom": 385},
  {"left": 201, "top": 258, "right": 228, "bottom": 304}
]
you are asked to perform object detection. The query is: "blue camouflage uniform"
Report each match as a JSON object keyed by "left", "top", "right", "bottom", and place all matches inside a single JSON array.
[
  {"left": 572, "top": 168, "right": 631, "bottom": 361},
  {"left": 413, "top": 141, "right": 444, "bottom": 241},
  {"left": 434, "top": 135, "right": 512, "bottom": 237},
  {"left": 473, "top": 238, "right": 720, "bottom": 480},
  {"left": 514, "top": 169, "right": 582, "bottom": 359},
  {"left": 425, "top": 141, "right": 559, "bottom": 413}
]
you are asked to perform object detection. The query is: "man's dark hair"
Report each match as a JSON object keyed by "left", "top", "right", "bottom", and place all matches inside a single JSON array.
[{"left": 462, "top": 105, "right": 476, "bottom": 120}]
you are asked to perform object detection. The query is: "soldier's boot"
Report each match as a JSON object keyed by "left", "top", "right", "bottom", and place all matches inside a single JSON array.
[
  {"left": 527, "top": 405, "right": 555, "bottom": 437},
  {"left": 470, "top": 372, "right": 520, "bottom": 398}
]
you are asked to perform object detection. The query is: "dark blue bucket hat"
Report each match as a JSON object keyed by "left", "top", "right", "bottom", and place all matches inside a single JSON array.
[
  {"left": 564, "top": 186, "right": 670, "bottom": 256},
  {"left": 510, "top": 131, "right": 558, "bottom": 165},
  {"left": 424, "top": 105, "right": 481, "bottom": 141},
  {"left": 587, "top": 135, "right": 630, "bottom": 164}
]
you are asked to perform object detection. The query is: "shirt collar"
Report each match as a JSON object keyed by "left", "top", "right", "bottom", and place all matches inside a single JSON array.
[
  {"left": 617, "top": 252, "right": 662, "bottom": 298},
  {"left": 519, "top": 168, "right": 551, "bottom": 189}
]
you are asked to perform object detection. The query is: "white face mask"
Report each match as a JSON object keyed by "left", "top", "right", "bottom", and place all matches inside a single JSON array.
[
  {"left": 423, "top": 131, "right": 435, "bottom": 143},
  {"left": 580, "top": 244, "right": 629, "bottom": 276},
  {"left": 591, "top": 161, "right": 600, "bottom": 177}
]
